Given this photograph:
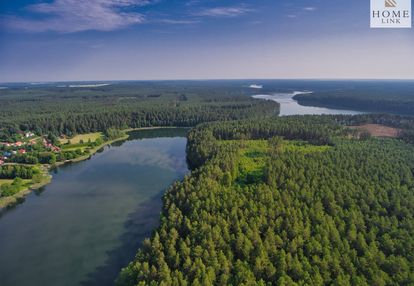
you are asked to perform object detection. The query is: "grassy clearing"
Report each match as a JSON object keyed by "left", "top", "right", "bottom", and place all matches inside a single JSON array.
[
  {"left": 60, "top": 132, "right": 102, "bottom": 145},
  {"left": 0, "top": 179, "right": 14, "bottom": 186},
  {"left": 61, "top": 145, "right": 88, "bottom": 151},
  {"left": 237, "top": 140, "right": 268, "bottom": 179},
  {"left": 219, "top": 139, "right": 331, "bottom": 185}
]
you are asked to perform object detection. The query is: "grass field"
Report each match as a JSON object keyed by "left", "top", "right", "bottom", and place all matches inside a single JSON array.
[
  {"left": 60, "top": 132, "right": 102, "bottom": 144},
  {"left": 61, "top": 145, "right": 88, "bottom": 151},
  {"left": 0, "top": 179, "right": 14, "bottom": 187}
]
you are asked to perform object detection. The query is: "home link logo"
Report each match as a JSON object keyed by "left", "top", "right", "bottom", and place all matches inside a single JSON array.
[
  {"left": 371, "top": 0, "right": 411, "bottom": 28},
  {"left": 385, "top": 0, "right": 397, "bottom": 8}
]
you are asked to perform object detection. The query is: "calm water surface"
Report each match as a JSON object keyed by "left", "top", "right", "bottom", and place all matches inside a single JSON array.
[
  {"left": 0, "top": 128, "right": 189, "bottom": 286},
  {"left": 252, "top": 91, "right": 363, "bottom": 116}
]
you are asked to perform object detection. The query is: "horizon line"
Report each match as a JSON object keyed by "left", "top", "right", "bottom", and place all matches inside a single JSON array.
[{"left": 2, "top": 78, "right": 414, "bottom": 85}]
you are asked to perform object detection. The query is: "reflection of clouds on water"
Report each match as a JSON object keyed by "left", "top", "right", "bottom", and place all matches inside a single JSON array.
[
  {"left": 103, "top": 138, "right": 188, "bottom": 173},
  {"left": 0, "top": 134, "right": 188, "bottom": 286}
]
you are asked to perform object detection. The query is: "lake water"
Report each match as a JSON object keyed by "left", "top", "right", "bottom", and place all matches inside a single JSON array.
[
  {"left": 0, "top": 128, "right": 189, "bottom": 286},
  {"left": 252, "top": 91, "right": 362, "bottom": 116}
]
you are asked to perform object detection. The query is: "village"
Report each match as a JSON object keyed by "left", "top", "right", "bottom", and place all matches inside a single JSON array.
[{"left": 0, "top": 132, "right": 61, "bottom": 166}]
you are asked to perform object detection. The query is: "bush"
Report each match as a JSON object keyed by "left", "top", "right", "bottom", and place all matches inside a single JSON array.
[{"left": 0, "top": 178, "right": 24, "bottom": 197}]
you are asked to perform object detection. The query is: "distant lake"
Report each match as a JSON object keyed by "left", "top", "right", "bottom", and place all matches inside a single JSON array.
[
  {"left": 0, "top": 128, "right": 189, "bottom": 286},
  {"left": 252, "top": 91, "right": 363, "bottom": 116}
]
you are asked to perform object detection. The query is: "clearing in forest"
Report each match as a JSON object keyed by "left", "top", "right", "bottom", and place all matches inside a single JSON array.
[
  {"left": 220, "top": 139, "right": 330, "bottom": 184},
  {"left": 59, "top": 132, "right": 103, "bottom": 145},
  {"left": 350, "top": 124, "right": 400, "bottom": 138}
]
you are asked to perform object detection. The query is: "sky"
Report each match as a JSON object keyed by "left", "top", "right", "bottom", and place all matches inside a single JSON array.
[{"left": 0, "top": 0, "right": 413, "bottom": 82}]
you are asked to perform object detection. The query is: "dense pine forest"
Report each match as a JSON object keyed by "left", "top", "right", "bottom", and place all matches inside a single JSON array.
[
  {"left": 0, "top": 81, "right": 278, "bottom": 139},
  {"left": 118, "top": 115, "right": 414, "bottom": 286}
]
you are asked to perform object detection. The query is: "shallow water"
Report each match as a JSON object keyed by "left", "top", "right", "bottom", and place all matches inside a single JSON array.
[{"left": 0, "top": 128, "right": 189, "bottom": 286}]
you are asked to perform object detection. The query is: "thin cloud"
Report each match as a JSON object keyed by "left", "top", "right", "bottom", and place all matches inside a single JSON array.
[
  {"left": 303, "top": 7, "right": 317, "bottom": 11},
  {"left": 195, "top": 6, "right": 253, "bottom": 17},
  {"left": 160, "top": 19, "right": 200, "bottom": 25},
  {"left": 3, "top": 0, "right": 155, "bottom": 33}
]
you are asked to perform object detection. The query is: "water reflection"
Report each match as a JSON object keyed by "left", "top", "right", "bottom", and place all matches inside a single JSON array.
[{"left": 0, "top": 128, "right": 188, "bottom": 286}]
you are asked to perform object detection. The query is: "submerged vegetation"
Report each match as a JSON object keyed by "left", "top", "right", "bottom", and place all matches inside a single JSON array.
[{"left": 119, "top": 115, "right": 414, "bottom": 286}]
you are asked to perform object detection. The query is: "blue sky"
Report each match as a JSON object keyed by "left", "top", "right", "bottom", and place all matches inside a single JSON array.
[{"left": 0, "top": 0, "right": 413, "bottom": 82}]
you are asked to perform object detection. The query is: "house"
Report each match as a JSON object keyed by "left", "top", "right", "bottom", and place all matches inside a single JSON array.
[
  {"left": 51, "top": 146, "right": 61, "bottom": 152},
  {"left": 0, "top": 160, "right": 4, "bottom": 165},
  {"left": 25, "top": 132, "right": 35, "bottom": 138},
  {"left": 18, "top": 149, "right": 26, "bottom": 154},
  {"left": 3, "top": 151, "right": 12, "bottom": 157},
  {"left": 12, "top": 151, "right": 17, "bottom": 155},
  {"left": 15, "top": 141, "right": 23, "bottom": 147}
]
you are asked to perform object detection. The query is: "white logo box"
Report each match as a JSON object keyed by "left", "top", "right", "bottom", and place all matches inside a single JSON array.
[{"left": 371, "top": 0, "right": 411, "bottom": 28}]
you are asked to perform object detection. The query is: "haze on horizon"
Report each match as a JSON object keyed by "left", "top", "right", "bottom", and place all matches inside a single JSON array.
[{"left": 0, "top": 0, "right": 413, "bottom": 83}]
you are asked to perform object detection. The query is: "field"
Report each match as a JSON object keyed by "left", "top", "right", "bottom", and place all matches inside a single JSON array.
[
  {"left": 60, "top": 132, "right": 102, "bottom": 145},
  {"left": 350, "top": 124, "right": 401, "bottom": 138},
  {"left": 0, "top": 179, "right": 13, "bottom": 187}
]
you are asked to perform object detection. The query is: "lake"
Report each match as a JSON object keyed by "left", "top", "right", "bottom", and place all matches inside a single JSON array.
[
  {"left": 252, "top": 91, "right": 362, "bottom": 116},
  {"left": 0, "top": 128, "right": 189, "bottom": 286}
]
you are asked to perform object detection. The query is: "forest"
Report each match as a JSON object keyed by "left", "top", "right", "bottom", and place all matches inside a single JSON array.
[
  {"left": 0, "top": 81, "right": 278, "bottom": 140},
  {"left": 118, "top": 115, "right": 414, "bottom": 286}
]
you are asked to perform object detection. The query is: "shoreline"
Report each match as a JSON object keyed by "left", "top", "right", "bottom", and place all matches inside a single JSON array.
[{"left": 0, "top": 126, "right": 184, "bottom": 210}]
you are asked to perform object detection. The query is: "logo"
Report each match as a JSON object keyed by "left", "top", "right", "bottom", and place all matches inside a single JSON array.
[
  {"left": 385, "top": 0, "right": 397, "bottom": 8},
  {"left": 371, "top": 0, "right": 411, "bottom": 28}
]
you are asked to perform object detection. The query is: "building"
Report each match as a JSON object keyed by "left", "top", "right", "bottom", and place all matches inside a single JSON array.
[{"left": 51, "top": 146, "right": 61, "bottom": 152}]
